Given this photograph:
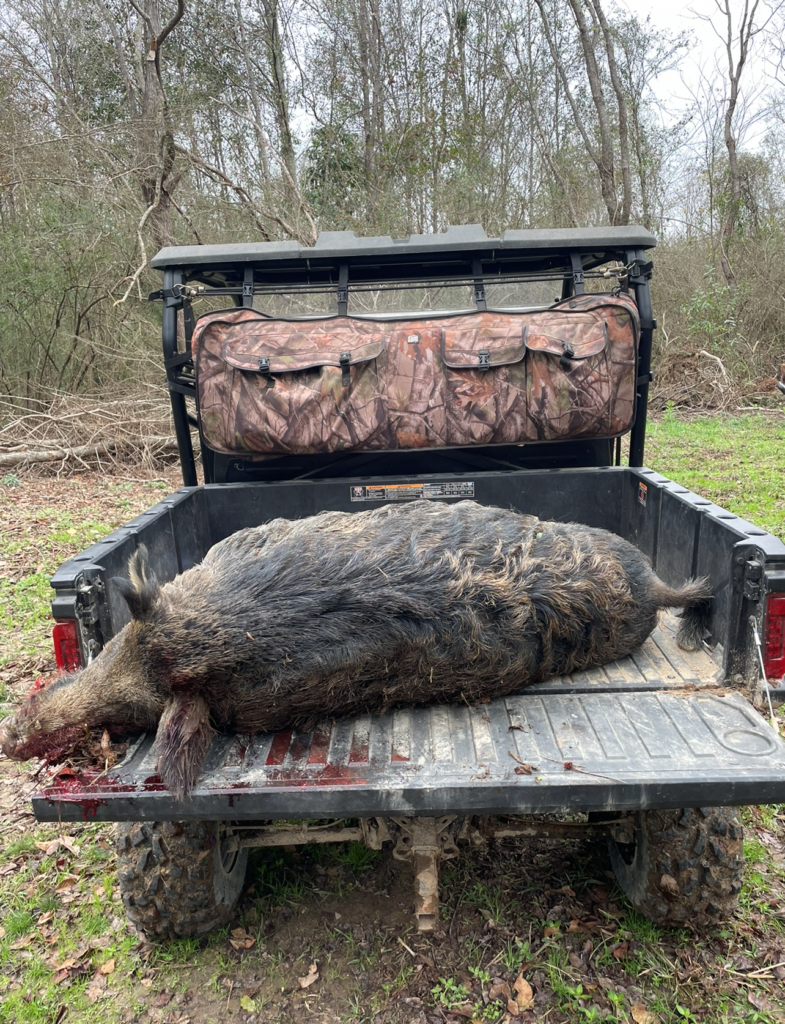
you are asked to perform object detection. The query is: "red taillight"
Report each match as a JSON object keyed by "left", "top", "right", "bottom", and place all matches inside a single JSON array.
[
  {"left": 764, "top": 594, "right": 785, "bottom": 682},
  {"left": 53, "top": 620, "right": 82, "bottom": 672}
]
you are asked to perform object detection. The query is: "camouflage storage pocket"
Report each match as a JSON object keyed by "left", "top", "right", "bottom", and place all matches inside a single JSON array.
[
  {"left": 441, "top": 319, "right": 529, "bottom": 445},
  {"left": 196, "top": 313, "right": 387, "bottom": 455},
  {"left": 193, "top": 295, "right": 638, "bottom": 457},
  {"left": 522, "top": 301, "right": 637, "bottom": 440}
]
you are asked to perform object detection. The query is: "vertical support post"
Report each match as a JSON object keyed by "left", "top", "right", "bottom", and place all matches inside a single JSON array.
[
  {"left": 472, "top": 258, "right": 487, "bottom": 311},
  {"left": 337, "top": 262, "right": 349, "bottom": 315},
  {"left": 162, "top": 268, "right": 197, "bottom": 487},
  {"left": 628, "top": 249, "right": 655, "bottom": 468}
]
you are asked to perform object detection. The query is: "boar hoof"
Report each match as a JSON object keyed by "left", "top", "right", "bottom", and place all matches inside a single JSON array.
[
  {"left": 607, "top": 806, "right": 743, "bottom": 930},
  {"left": 116, "top": 821, "right": 248, "bottom": 939}
]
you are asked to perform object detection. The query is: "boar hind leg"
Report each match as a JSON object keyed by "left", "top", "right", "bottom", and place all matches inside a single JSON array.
[{"left": 154, "top": 693, "right": 215, "bottom": 800}]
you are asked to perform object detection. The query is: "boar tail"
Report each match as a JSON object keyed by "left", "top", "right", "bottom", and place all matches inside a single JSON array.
[
  {"left": 650, "top": 576, "right": 713, "bottom": 653},
  {"left": 154, "top": 693, "right": 215, "bottom": 800}
]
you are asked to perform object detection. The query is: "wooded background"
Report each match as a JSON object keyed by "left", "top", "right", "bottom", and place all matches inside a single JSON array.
[{"left": 1, "top": 0, "right": 784, "bottom": 460}]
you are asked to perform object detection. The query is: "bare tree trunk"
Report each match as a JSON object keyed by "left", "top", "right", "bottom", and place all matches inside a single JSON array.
[
  {"left": 355, "top": 0, "right": 385, "bottom": 218},
  {"left": 587, "top": 0, "right": 632, "bottom": 225},
  {"left": 716, "top": 0, "right": 762, "bottom": 287},
  {"left": 261, "top": 0, "right": 297, "bottom": 187},
  {"left": 133, "top": 0, "right": 186, "bottom": 252},
  {"left": 234, "top": 0, "right": 271, "bottom": 181},
  {"left": 563, "top": 0, "right": 618, "bottom": 224}
]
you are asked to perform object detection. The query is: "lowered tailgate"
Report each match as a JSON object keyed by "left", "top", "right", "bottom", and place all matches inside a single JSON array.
[{"left": 33, "top": 617, "right": 785, "bottom": 822}]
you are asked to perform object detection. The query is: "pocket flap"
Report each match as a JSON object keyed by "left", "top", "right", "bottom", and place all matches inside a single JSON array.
[
  {"left": 442, "top": 324, "right": 527, "bottom": 370},
  {"left": 525, "top": 315, "right": 608, "bottom": 360},
  {"left": 222, "top": 322, "right": 383, "bottom": 373}
]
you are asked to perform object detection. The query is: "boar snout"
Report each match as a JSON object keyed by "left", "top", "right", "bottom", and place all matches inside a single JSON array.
[
  {"left": 0, "top": 705, "right": 86, "bottom": 763},
  {"left": 0, "top": 715, "right": 23, "bottom": 759}
]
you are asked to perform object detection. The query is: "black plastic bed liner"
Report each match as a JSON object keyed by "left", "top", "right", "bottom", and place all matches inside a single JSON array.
[{"left": 33, "top": 619, "right": 785, "bottom": 823}]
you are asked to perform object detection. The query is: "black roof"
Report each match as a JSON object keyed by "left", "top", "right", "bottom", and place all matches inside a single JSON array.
[
  {"left": 150, "top": 224, "right": 656, "bottom": 289},
  {"left": 152, "top": 224, "right": 654, "bottom": 267}
]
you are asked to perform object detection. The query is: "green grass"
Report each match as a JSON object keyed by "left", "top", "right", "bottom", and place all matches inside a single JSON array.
[{"left": 646, "top": 412, "right": 785, "bottom": 537}]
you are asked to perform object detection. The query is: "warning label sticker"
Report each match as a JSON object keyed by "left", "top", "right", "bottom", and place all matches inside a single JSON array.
[{"left": 350, "top": 481, "right": 475, "bottom": 502}]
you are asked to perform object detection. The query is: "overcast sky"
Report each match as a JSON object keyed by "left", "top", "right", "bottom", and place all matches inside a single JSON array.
[{"left": 624, "top": 0, "right": 780, "bottom": 147}]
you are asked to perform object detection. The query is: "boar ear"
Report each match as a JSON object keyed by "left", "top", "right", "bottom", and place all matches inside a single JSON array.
[{"left": 111, "top": 545, "right": 160, "bottom": 621}]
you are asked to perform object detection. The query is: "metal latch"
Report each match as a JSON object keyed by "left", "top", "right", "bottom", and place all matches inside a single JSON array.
[
  {"left": 744, "top": 560, "right": 763, "bottom": 602},
  {"left": 258, "top": 356, "right": 275, "bottom": 388},
  {"left": 75, "top": 576, "right": 102, "bottom": 626},
  {"left": 560, "top": 341, "right": 575, "bottom": 372},
  {"left": 75, "top": 572, "right": 105, "bottom": 662},
  {"left": 339, "top": 352, "right": 352, "bottom": 387}
]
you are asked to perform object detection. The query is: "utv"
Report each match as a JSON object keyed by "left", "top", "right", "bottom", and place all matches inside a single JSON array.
[{"left": 32, "top": 225, "right": 785, "bottom": 937}]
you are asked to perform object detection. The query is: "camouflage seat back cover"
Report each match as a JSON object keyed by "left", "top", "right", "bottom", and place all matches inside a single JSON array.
[{"left": 193, "top": 292, "right": 639, "bottom": 457}]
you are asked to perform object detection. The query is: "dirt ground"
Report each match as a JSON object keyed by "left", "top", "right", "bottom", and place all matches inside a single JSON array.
[{"left": 3, "top": 467, "right": 785, "bottom": 1024}]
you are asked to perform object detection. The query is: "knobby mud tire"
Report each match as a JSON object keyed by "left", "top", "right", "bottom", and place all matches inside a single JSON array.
[
  {"left": 608, "top": 806, "right": 744, "bottom": 930},
  {"left": 116, "top": 821, "right": 248, "bottom": 939}
]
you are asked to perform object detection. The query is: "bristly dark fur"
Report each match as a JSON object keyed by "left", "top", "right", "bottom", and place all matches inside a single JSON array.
[
  {"left": 154, "top": 694, "right": 215, "bottom": 800},
  {"left": 1, "top": 500, "right": 715, "bottom": 797}
]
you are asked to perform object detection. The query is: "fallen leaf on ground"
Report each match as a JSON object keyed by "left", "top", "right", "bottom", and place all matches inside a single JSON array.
[
  {"left": 10, "top": 935, "right": 33, "bottom": 950},
  {"left": 298, "top": 962, "right": 319, "bottom": 988},
  {"left": 489, "top": 982, "right": 511, "bottom": 1001},
  {"left": 543, "top": 925, "right": 560, "bottom": 938},
  {"left": 239, "top": 996, "right": 256, "bottom": 1011},
  {"left": 612, "top": 942, "right": 629, "bottom": 960},
  {"left": 513, "top": 974, "right": 534, "bottom": 1010},
  {"left": 631, "top": 1003, "right": 660, "bottom": 1024},
  {"left": 98, "top": 958, "right": 115, "bottom": 975},
  {"left": 37, "top": 911, "right": 54, "bottom": 926},
  {"left": 228, "top": 927, "right": 255, "bottom": 950},
  {"left": 153, "top": 992, "right": 171, "bottom": 1007},
  {"left": 35, "top": 840, "right": 61, "bottom": 856},
  {"left": 507, "top": 997, "right": 520, "bottom": 1016},
  {"left": 748, "top": 991, "right": 776, "bottom": 1011},
  {"left": 51, "top": 957, "right": 81, "bottom": 971},
  {"left": 36, "top": 837, "right": 80, "bottom": 857},
  {"left": 53, "top": 962, "right": 90, "bottom": 986},
  {"left": 140, "top": 978, "right": 153, "bottom": 988},
  {"left": 86, "top": 974, "right": 107, "bottom": 1004},
  {"left": 514, "top": 764, "right": 536, "bottom": 775}
]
